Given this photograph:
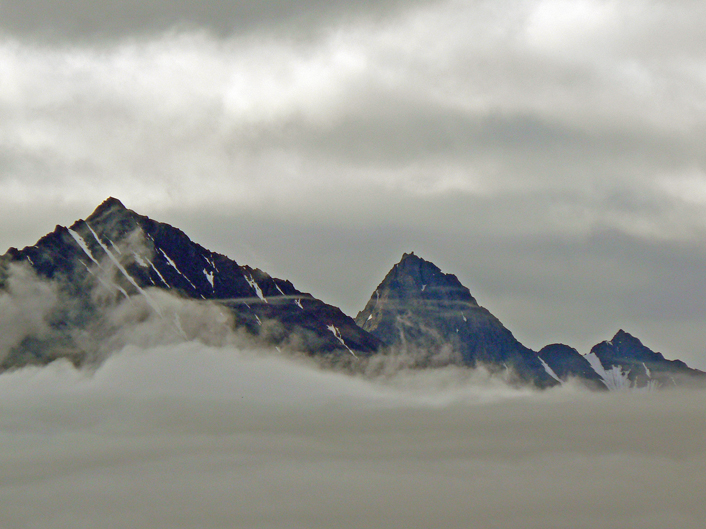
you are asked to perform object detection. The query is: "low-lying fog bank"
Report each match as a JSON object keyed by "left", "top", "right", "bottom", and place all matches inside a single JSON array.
[{"left": 0, "top": 343, "right": 704, "bottom": 529}]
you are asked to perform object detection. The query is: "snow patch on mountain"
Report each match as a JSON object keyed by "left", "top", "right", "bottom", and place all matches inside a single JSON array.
[
  {"left": 132, "top": 252, "right": 148, "bottom": 268},
  {"left": 68, "top": 229, "right": 100, "bottom": 266},
  {"left": 244, "top": 273, "right": 267, "bottom": 303},
  {"left": 327, "top": 324, "right": 357, "bottom": 358},
  {"left": 538, "top": 356, "right": 562, "bottom": 384},
  {"left": 86, "top": 223, "right": 162, "bottom": 315},
  {"left": 159, "top": 248, "right": 196, "bottom": 290},
  {"left": 585, "top": 352, "right": 631, "bottom": 391}
]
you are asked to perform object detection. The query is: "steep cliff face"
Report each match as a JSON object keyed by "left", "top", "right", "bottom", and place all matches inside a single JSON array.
[
  {"left": 355, "top": 252, "right": 557, "bottom": 386},
  {"left": 0, "top": 198, "right": 382, "bottom": 368}
]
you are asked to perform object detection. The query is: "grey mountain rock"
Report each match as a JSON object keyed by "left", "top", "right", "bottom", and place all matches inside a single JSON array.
[
  {"left": 537, "top": 343, "right": 604, "bottom": 388},
  {"left": 2, "top": 200, "right": 704, "bottom": 390}
]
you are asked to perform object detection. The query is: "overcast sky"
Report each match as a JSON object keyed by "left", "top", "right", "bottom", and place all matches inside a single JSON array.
[{"left": 2, "top": 0, "right": 706, "bottom": 368}]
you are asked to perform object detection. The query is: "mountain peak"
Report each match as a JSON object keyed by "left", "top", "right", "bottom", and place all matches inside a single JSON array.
[
  {"left": 0, "top": 198, "right": 383, "bottom": 369},
  {"left": 94, "top": 196, "right": 126, "bottom": 213},
  {"left": 605, "top": 329, "right": 646, "bottom": 350},
  {"left": 589, "top": 329, "right": 706, "bottom": 388},
  {"left": 355, "top": 254, "right": 555, "bottom": 386},
  {"left": 84, "top": 197, "right": 131, "bottom": 224},
  {"left": 612, "top": 329, "right": 633, "bottom": 341},
  {"left": 384, "top": 252, "right": 477, "bottom": 305}
]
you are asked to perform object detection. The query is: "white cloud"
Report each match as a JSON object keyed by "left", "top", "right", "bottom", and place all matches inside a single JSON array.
[
  {"left": 1, "top": 1, "right": 705, "bottom": 213},
  {"left": 525, "top": 0, "right": 621, "bottom": 54},
  {"left": 657, "top": 169, "right": 706, "bottom": 205}
]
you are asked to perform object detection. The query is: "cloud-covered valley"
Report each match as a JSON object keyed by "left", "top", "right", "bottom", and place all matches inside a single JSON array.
[{"left": 0, "top": 339, "right": 704, "bottom": 528}]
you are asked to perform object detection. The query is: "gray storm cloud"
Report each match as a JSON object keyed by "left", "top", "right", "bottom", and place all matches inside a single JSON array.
[
  {"left": 1, "top": 0, "right": 706, "bottom": 368},
  {"left": 0, "top": 0, "right": 437, "bottom": 41}
]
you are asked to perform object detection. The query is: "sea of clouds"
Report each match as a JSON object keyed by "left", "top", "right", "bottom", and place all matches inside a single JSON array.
[{"left": 0, "top": 335, "right": 704, "bottom": 528}]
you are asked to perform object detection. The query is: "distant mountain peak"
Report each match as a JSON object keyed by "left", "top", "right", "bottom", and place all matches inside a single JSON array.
[
  {"left": 538, "top": 343, "right": 604, "bottom": 387},
  {"left": 381, "top": 252, "right": 478, "bottom": 306},
  {"left": 611, "top": 329, "right": 636, "bottom": 343},
  {"left": 588, "top": 328, "right": 706, "bottom": 389},
  {"left": 591, "top": 329, "right": 664, "bottom": 361},
  {"left": 356, "top": 253, "right": 556, "bottom": 386},
  {"left": 0, "top": 198, "right": 382, "bottom": 369},
  {"left": 101, "top": 196, "right": 126, "bottom": 209}
]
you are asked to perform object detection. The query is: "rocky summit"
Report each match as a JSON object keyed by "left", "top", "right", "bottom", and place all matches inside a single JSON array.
[{"left": 585, "top": 330, "right": 706, "bottom": 390}]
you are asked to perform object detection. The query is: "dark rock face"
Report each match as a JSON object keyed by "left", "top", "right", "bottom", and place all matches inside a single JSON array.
[
  {"left": 0, "top": 198, "right": 381, "bottom": 369},
  {"left": 355, "top": 252, "right": 557, "bottom": 387},
  {"left": 538, "top": 343, "right": 604, "bottom": 389},
  {"left": 588, "top": 330, "right": 706, "bottom": 389}
]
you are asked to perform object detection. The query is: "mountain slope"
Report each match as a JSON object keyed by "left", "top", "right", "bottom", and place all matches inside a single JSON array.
[
  {"left": 355, "top": 252, "right": 557, "bottom": 386},
  {"left": 537, "top": 343, "right": 605, "bottom": 388},
  {"left": 0, "top": 198, "right": 381, "bottom": 368},
  {"left": 586, "top": 330, "right": 706, "bottom": 389}
]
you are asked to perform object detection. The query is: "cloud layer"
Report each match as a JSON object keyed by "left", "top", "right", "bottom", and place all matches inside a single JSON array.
[
  {"left": 0, "top": 343, "right": 704, "bottom": 528},
  {"left": 1, "top": 0, "right": 706, "bottom": 366}
]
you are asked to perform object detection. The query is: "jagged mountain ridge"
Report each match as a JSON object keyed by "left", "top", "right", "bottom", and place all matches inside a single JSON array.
[
  {"left": 0, "top": 198, "right": 381, "bottom": 368},
  {"left": 357, "top": 253, "right": 706, "bottom": 390},
  {"left": 1, "top": 199, "right": 704, "bottom": 390}
]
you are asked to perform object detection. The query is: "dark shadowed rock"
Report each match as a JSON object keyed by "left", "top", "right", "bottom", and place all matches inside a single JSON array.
[
  {"left": 538, "top": 343, "right": 604, "bottom": 389},
  {"left": 3, "top": 200, "right": 704, "bottom": 391}
]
